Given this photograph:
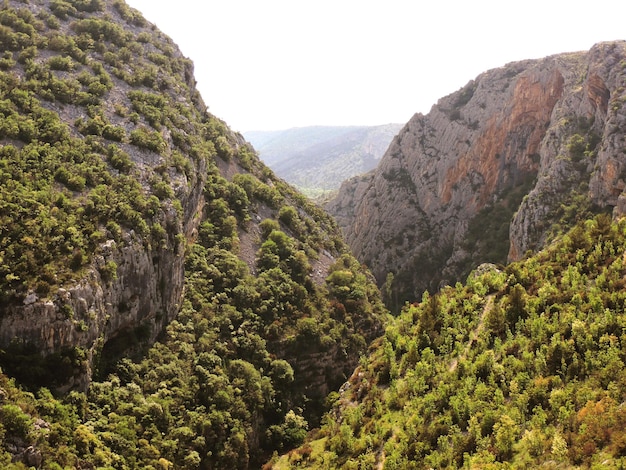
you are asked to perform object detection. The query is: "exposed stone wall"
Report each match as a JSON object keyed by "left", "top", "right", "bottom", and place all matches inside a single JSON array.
[{"left": 329, "top": 41, "right": 626, "bottom": 302}]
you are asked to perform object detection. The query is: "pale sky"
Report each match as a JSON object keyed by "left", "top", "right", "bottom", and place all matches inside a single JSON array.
[{"left": 125, "top": 0, "right": 626, "bottom": 133}]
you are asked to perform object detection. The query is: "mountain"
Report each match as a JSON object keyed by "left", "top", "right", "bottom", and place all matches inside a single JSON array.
[
  {"left": 328, "top": 41, "right": 626, "bottom": 309},
  {"left": 274, "top": 214, "right": 626, "bottom": 468},
  {"left": 3, "top": 2, "right": 626, "bottom": 468},
  {"left": 0, "top": 1, "right": 386, "bottom": 468},
  {"left": 244, "top": 124, "right": 402, "bottom": 197}
]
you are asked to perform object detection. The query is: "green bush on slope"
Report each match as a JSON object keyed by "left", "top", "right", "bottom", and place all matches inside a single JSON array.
[{"left": 0, "top": 0, "right": 213, "bottom": 303}]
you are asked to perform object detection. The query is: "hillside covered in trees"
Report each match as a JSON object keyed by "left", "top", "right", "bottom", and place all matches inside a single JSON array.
[{"left": 274, "top": 214, "right": 626, "bottom": 469}]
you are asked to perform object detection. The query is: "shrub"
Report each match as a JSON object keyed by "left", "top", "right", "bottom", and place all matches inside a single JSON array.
[
  {"left": 48, "top": 55, "right": 74, "bottom": 71},
  {"left": 130, "top": 127, "right": 165, "bottom": 154},
  {"left": 102, "top": 124, "right": 125, "bottom": 142},
  {"left": 50, "top": 0, "right": 78, "bottom": 19},
  {"left": 71, "top": 18, "right": 129, "bottom": 47},
  {"left": 278, "top": 205, "right": 298, "bottom": 228},
  {"left": 107, "top": 146, "right": 133, "bottom": 172},
  {"left": 73, "top": 0, "right": 105, "bottom": 13},
  {"left": 100, "top": 260, "right": 118, "bottom": 283},
  {"left": 0, "top": 404, "right": 32, "bottom": 440},
  {"left": 259, "top": 219, "right": 279, "bottom": 239}
]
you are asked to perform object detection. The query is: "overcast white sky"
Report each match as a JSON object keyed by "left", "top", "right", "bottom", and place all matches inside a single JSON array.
[{"left": 125, "top": 0, "right": 626, "bottom": 133}]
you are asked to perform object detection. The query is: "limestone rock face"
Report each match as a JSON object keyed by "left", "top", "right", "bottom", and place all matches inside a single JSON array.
[{"left": 328, "top": 41, "right": 626, "bottom": 304}]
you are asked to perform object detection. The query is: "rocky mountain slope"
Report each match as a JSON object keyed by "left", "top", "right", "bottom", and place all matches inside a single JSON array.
[
  {"left": 0, "top": 0, "right": 207, "bottom": 390},
  {"left": 328, "top": 41, "right": 626, "bottom": 307},
  {"left": 0, "top": 1, "right": 386, "bottom": 467},
  {"left": 245, "top": 124, "right": 402, "bottom": 197}
]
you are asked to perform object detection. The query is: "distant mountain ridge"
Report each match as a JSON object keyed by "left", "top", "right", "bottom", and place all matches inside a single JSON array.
[{"left": 245, "top": 124, "right": 402, "bottom": 196}]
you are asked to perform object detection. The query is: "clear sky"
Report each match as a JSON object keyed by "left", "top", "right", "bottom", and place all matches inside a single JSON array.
[{"left": 125, "top": 0, "right": 626, "bottom": 133}]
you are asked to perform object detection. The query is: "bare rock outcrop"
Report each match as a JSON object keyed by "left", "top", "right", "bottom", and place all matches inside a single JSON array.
[{"left": 329, "top": 41, "right": 626, "bottom": 305}]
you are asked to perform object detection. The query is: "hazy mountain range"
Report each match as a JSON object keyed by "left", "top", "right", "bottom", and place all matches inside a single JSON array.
[{"left": 245, "top": 124, "right": 402, "bottom": 197}]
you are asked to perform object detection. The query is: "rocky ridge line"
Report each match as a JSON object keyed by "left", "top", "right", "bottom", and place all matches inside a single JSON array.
[{"left": 328, "top": 41, "right": 626, "bottom": 305}]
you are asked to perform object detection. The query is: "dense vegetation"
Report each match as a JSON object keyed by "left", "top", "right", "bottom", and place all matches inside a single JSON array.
[
  {"left": 275, "top": 214, "right": 626, "bottom": 469},
  {"left": 3, "top": 2, "right": 626, "bottom": 470},
  {"left": 0, "top": 0, "right": 387, "bottom": 468},
  {"left": 0, "top": 170, "right": 386, "bottom": 468},
  {"left": 0, "top": 0, "right": 206, "bottom": 301}
]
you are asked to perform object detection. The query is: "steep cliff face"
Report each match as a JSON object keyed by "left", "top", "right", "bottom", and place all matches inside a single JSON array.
[
  {"left": 329, "top": 41, "right": 626, "bottom": 305},
  {"left": 0, "top": 0, "right": 239, "bottom": 388}
]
